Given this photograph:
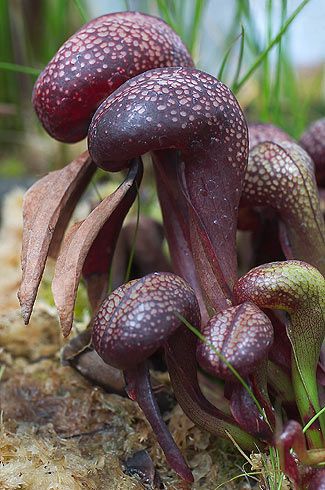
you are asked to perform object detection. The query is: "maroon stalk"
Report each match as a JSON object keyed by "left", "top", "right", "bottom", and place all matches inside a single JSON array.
[
  {"left": 92, "top": 272, "right": 201, "bottom": 482},
  {"left": 152, "top": 150, "right": 208, "bottom": 321},
  {"left": 88, "top": 66, "right": 248, "bottom": 312},
  {"left": 229, "top": 377, "right": 273, "bottom": 441}
]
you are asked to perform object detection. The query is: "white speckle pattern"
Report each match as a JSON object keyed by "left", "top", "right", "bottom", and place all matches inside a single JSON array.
[
  {"left": 33, "top": 11, "right": 193, "bottom": 142},
  {"left": 92, "top": 272, "right": 200, "bottom": 370},
  {"left": 234, "top": 260, "right": 325, "bottom": 314},
  {"left": 234, "top": 260, "right": 325, "bottom": 375},
  {"left": 242, "top": 141, "right": 325, "bottom": 274},
  {"left": 89, "top": 67, "right": 248, "bottom": 177},
  {"left": 197, "top": 302, "right": 273, "bottom": 380}
]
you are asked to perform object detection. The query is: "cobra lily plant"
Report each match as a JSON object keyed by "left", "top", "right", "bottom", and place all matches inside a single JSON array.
[{"left": 18, "top": 11, "right": 325, "bottom": 488}]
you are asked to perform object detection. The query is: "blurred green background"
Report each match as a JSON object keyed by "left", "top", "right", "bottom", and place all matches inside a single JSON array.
[{"left": 0, "top": 0, "right": 324, "bottom": 177}]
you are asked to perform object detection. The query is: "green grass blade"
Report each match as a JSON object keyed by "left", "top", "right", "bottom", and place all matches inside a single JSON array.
[
  {"left": 188, "top": 0, "right": 206, "bottom": 55},
  {"left": 73, "top": 0, "right": 88, "bottom": 23},
  {"left": 218, "top": 30, "right": 243, "bottom": 81},
  {"left": 235, "top": 0, "right": 311, "bottom": 92},
  {"left": 215, "top": 471, "right": 261, "bottom": 488},
  {"left": 0, "top": 62, "right": 40, "bottom": 76},
  {"left": 231, "top": 25, "right": 245, "bottom": 90},
  {"left": 0, "top": 365, "right": 6, "bottom": 381},
  {"left": 303, "top": 406, "right": 325, "bottom": 434},
  {"left": 272, "top": 0, "right": 288, "bottom": 121},
  {"left": 156, "top": 0, "right": 178, "bottom": 33},
  {"left": 237, "top": 0, "right": 261, "bottom": 55},
  {"left": 0, "top": 0, "right": 16, "bottom": 103},
  {"left": 277, "top": 473, "right": 285, "bottom": 490},
  {"left": 259, "top": 0, "right": 273, "bottom": 120}
]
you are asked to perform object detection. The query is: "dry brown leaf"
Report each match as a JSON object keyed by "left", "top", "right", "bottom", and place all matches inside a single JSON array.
[
  {"left": 18, "top": 151, "right": 96, "bottom": 324},
  {"left": 52, "top": 159, "right": 142, "bottom": 336}
]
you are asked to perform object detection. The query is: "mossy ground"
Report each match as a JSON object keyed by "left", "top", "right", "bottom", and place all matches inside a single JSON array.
[{"left": 0, "top": 189, "right": 290, "bottom": 489}]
